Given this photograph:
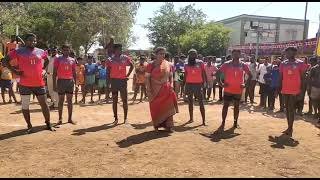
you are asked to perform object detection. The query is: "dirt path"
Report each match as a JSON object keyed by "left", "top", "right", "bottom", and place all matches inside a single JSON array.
[{"left": 0, "top": 79, "right": 319, "bottom": 177}]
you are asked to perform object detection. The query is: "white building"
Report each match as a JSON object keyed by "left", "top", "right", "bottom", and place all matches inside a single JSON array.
[{"left": 217, "top": 14, "right": 309, "bottom": 46}]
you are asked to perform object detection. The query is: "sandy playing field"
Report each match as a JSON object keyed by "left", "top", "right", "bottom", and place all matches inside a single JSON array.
[{"left": 0, "top": 78, "right": 319, "bottom": 178}]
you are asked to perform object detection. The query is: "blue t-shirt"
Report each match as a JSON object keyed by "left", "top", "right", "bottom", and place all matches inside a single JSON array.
[
  {"left": 271, "top": 67, "right": 280, "bottom": 88},
  {"left": 98, "top": 67, "right": 108, "bottom": 80},
  {"left": 85, "top": 63, "right": 98, "bottom": 76}
]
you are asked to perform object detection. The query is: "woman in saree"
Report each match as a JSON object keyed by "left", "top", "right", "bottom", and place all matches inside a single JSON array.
[{"left": 145, "top": 47, "right": 178, "bottom": 132}]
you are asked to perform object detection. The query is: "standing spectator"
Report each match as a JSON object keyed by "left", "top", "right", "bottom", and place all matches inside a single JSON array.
[
  {"left": 269, "top": 61, "right": 281, "bottom": 111},
  {"left": 132, "top": 55, "right": 147, "bottom": 103},
  {"left": 46, "top": 47, "right": 59, "bottom": 109},
  {"left": 295, "top": 57, "right": 310, "bottom": 116},
  {"left": 257, "top": 58, "right": 271, "bottom": 109},
  {"left": 83, "top": 56, "right": 98, "bottom": 104},
  {"left": 245, "top": 56, "right": 258, "bottom": 104},
  {"left": 307, "top": 56, "right": 320, "bottom": 123},
  {"left": 204, "top": 56, "right": 218, "bottom": 101},
  {"left": 306, "top": 57, "right": 318, "bottom": 115}
]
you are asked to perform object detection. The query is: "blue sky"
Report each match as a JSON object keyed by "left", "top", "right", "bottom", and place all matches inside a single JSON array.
[{"left": 128, "top": 2, "right": 320, "bottom": 50}]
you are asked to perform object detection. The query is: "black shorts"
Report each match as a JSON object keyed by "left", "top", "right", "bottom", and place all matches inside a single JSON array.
[
  {"left": 185, "top": 83, "right": 203, "bottom": 95},
  {"left": 57, "top": 79, "right": 74, "bottom": 95},
  {"left": 224, "top": 92, "right": 241, "bottom": 102},
  {"left": 110, "top": 78, "right": 127, "bottom": 92},
  {"left": 19, "top": 85, "right": 46, "bottom": 96},
  {"left": 0, "top": 80, "right": 13, "bottom": 89}
]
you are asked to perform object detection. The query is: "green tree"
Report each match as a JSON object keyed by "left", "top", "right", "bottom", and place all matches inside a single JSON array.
[
  {"left": 145, "top": 3, "right": 206, "bottom": 55},
  {"left": 0, "top": 2, "right": 140, "bottom": 54},
  {"left": 179, "top": 23, "right": 231, "bottom": 57}
]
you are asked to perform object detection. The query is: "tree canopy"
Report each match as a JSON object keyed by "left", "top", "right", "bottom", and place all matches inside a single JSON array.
[
  {"left": 0, "top": 2, "right": 140, "bottom": 55},
  {"left": 145, "top": 3, "right": 231, "bottom": 56},
  {"left": 180, "top": 23, "right": 231, "bottom": 57}
]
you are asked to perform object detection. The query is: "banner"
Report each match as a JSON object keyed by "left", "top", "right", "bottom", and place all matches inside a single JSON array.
[
  {"left": 229, "top": 38, "right": 317, "bottom": 56},
  {"left": 316, "top": 31, "right": 320, "bottom": 57}
]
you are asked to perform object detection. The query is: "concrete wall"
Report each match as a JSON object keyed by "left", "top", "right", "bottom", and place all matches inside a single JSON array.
[
  {"left": 243, "top": 21, "right": 277, "bottom": 44},
  {"left": 223, "top": 20, "right": 241, "bottom": 46},
  {"left": 278, "top": 24, "right": 304, "bottom": 42}
]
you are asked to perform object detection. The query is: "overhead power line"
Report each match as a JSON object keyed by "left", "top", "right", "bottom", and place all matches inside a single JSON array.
[{"left": 251, "top": 2, "right": 273, "bottom": 15}]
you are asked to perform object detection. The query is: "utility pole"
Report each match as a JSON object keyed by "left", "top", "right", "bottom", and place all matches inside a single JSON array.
[
  {"left": 250, "top": 21, "right": 263, "bottom": 63},
  {"left": 255, "top": 27, "right": 261, "bottom": 63},
  {"left": 303, "top": 2, "right": 308, "bottom": 40}
]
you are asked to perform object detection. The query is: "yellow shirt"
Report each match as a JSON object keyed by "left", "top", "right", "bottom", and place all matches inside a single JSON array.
[
  {"left": 0, "top": 52, "right": 4, "bottom": 60},
  {"left": 135, "top": 63, "right": 147, "bottom": 84},
  {"left": 0, "top": 65, "right": 13, "bottom": 80}
]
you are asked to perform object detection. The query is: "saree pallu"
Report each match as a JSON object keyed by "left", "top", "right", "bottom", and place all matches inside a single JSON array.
[{"left": 148, "top": 61, "right": 178, "bottom": 128}]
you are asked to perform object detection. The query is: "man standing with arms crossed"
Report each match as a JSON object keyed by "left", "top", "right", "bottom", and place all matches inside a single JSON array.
[{"left": 3, "top": 33, "right": 55, "bottom": 133}]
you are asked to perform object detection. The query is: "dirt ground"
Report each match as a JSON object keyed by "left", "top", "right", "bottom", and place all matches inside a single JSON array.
[{"left": 0, "top": 78, "right": 320, "bottom": 178}]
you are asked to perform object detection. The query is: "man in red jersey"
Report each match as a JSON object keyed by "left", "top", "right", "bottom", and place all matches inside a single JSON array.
[
  {"left": 217, "top": 49, "right": 251, "bottom": 132},
  {"left": 184, "top": 49, "right": 207, "bottom": 125},
  {"left": 279, "top": 47, "right": 308, "bottom": 137},
  {"left": 3, "top": 33, "right": 55, "bottom": 134},
  {"left": 106, "top": 44, "right": 134, "bottom": 125},
  {"left": 53, "top": 44, "right": 77, "bottom": 126}
]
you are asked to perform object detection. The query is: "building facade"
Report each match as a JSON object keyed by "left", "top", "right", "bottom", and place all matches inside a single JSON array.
[{"left": 217, "top": 14, "right": 309, "bottom": 46}]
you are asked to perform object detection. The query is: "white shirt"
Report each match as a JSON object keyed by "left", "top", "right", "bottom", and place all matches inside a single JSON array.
[
  {"left": 258, "top": 63, "right": 271, "bottom": 84},
  {"left": 47, "top": 54, "right": 59, "bottom": 74}
]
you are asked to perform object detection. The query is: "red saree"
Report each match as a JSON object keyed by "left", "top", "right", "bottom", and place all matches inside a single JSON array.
[{"left": 146, "top": 60, "right": 178, "bottom": 129}]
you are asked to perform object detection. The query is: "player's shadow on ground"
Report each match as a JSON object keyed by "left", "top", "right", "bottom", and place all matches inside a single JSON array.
[
  {"left": 0, "top": 125, "right": 48, "bottom": 141},
  {"left": 71, "top": 122, "right": 117, "bottom": 136},
  {"left": 294, "top": 114, "right": 320, "bottom": 129},
  {"left": 116, "top": 130, "right": 171, "bottom": 148},
  {"left": 174, "top": 121, "right": 203, "bottom": 132},
  {"left": 268, "top": 134, "right": 299, "bottom": 149},
  {"left": 10, "top": 109, "right": 43, "bottom": 114},
  {"left": 199, "top": 127, "right": 240, "bottom": 142},
  {"left": 78, "top": 103, "right": 100, "bottom": 107},
  {"left": 130, "top": 122, "right": 153, "bottom": 130}
]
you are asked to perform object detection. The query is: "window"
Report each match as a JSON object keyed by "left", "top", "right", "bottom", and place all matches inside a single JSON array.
[
  {"left": 269, "top": 24, "right": 276, "bottom": 30},
  {"left": 251, "top": 32, "right": 257, "bottom": 37}
]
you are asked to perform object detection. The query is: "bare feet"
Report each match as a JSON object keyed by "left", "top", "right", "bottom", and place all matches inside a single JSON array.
[
  {"left": 26, "top": 126, "right": 33, "bottom": 134},
  {"left": 165, "top": 127, "right": 173, "bottom": 133},
  {"left": 233, "top": 121, "right": 240, "bottom": 129},
  {"left": 68, "top": 120, "right": 77, "bottom": 125},
  {"left": 282, "top": 129, "right": 292, "bottom": 137},
  {"left": 46, "top": 122, "right": 56, "bottom": 131},
  {"left": 56, "top": 120, "right": 62, "bottom": 126},
  {"left": 187, "top": 119, "right": 194, "bottom": 124},
  {"left": 113, "top": 118, "right": 118, "bottom": 125}
]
